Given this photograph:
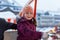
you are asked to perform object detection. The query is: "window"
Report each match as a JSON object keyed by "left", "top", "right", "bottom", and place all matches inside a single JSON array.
[
  {"left": 38, "top": 18, "right": 40, "bottom": 20},
  {"left": 0, "top": 6, "right": 1, "bottom": 8},
  {"left": 14, "top": 7, "right": 16, "bottom": 10},
  {"left": 44, "top": 12, "right": 49, "bottom": 15},
  {"left": 14, "top": 7, "right": 19, "bottom": 10},
  {"left": 37, "top": 13, "right": 40, "bottom": 16},
  {"left": 41, "top": 17, "right": 53, "bottom": 19},
  {"left": 0, "top": 1, "right": 1, "bottom": 3},
  {"left": 41, "top": 21, "right": 53, "bottom": 23},
  {"left": 55, "top": 21, "right": 60, "bottom": 23},
  {"left": 55, "top": 18, "right": 60, "bottom": 20}
]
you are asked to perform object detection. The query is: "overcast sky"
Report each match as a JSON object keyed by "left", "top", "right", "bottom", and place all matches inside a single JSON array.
[{"left": 13, "top": 0, "right": 60, "bottom": 12}]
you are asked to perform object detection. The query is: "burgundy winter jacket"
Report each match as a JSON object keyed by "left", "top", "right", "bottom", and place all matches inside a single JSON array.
[{"left": 17, "top": 17, "right": 43, "bottom": 40}]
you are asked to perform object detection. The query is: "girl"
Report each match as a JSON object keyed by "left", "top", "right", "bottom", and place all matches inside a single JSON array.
[{"left": 17, "top": 5, "right": 43, "bottom": 40}]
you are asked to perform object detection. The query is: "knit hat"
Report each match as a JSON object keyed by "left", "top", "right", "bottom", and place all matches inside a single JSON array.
[{"left": 19, "top": 5, "right": 33, "bottom": 17}]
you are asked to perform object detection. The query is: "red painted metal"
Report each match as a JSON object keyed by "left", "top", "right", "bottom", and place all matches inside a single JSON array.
[{"left": 34, "top": 0, "right": 37, "bottom": 18}]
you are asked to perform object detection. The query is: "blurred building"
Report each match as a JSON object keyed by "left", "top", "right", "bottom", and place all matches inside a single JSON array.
[
  {"left": 0, "top": 0, "right": 22, "bottom": 23},
  {"left": 54, "top": 15, "right": 60, "bottom": 26},
  {"left": 36, "top": 11, "right": 60, "bottom": 27},
  {"left": 0, "top": 0, "right": 22, "bottom": 15}
]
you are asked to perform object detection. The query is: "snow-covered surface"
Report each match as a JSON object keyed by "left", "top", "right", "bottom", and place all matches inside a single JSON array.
[
  {"left": 0, "top": 11, "right": 16, "bottom": 23},
  {"left": 36, "top": 27, "right": 54, "bottom": 32},
  {"left": 0, "top": 11, "right": 16, "bottom": 19},
  {"left": 5, "top": 29, "right": 17, "bottom": 32}
]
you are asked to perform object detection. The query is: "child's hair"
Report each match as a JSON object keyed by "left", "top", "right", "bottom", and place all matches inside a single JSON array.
[
  {"left": 19, "top": 5, "right": 33, "bottom": 17},
  {"left": 32, "top": 18, "right": 37, "bottom": 26}
]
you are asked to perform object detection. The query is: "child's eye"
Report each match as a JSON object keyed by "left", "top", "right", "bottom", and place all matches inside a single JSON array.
[
  {"left": 26, "top": 12, "right": 32, "bottom": 15},
  {"left": 29, "top": 12, "right": 32, "bottom": 14},
  {"left": 26, "top": 13, "right": 29, "bottom": 14}
]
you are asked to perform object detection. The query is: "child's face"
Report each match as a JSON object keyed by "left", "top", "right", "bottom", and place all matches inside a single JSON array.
[{"left": 24, "top": 12, "right": 34, "bottom": 20}]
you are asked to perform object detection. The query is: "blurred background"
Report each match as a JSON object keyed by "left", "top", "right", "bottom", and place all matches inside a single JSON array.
[
  {"left": 0, "top": 0, "right": 60, "bottom": 40},
  {"left": 1, "top": 0, "right": 60, "bottom": 27}
]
